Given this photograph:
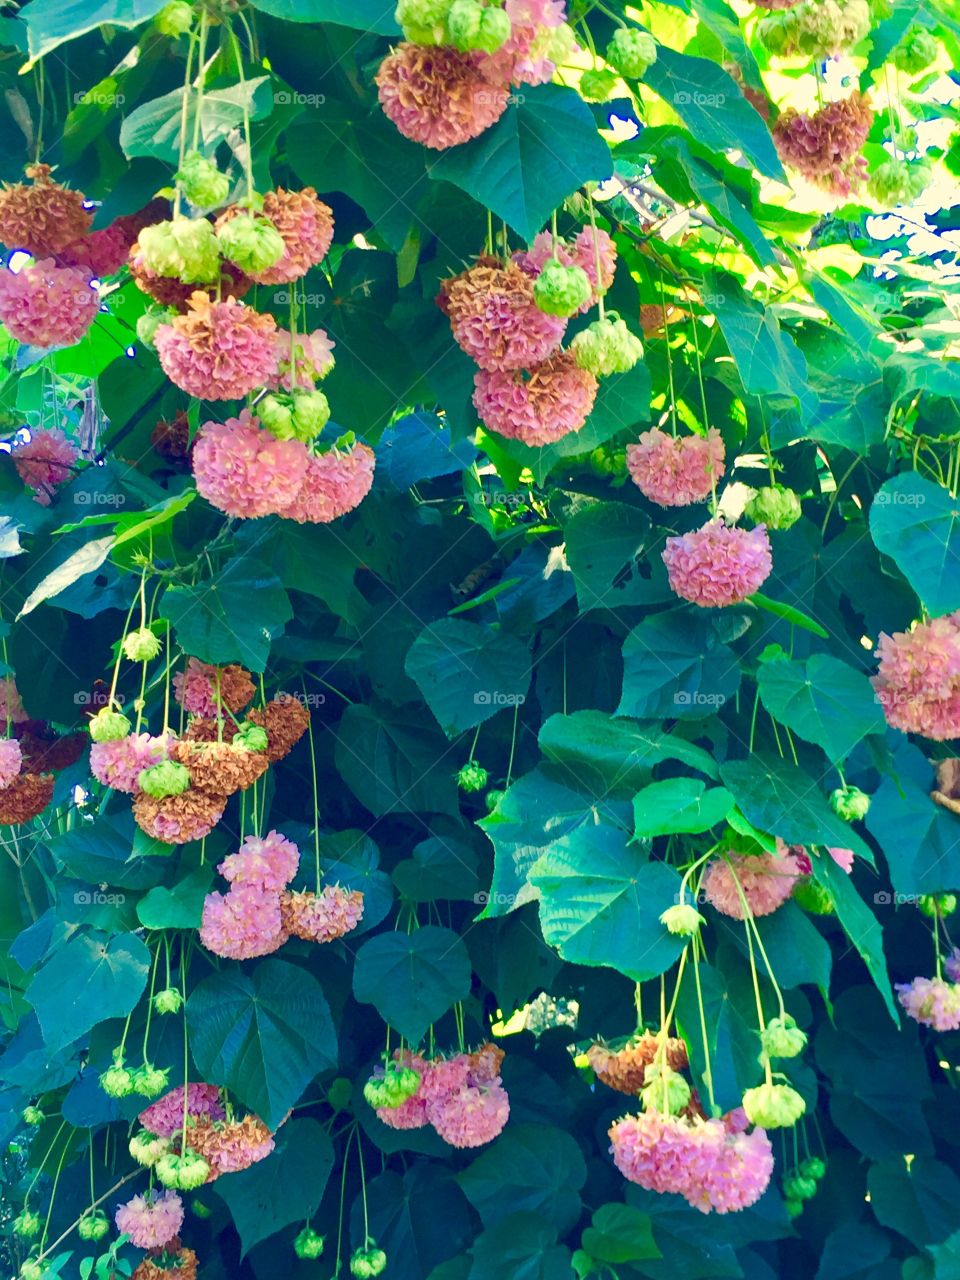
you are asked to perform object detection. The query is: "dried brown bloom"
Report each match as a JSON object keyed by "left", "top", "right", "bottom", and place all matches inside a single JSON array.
[
  {"left": 171, "top": 740, "right": 269, "bottom": 796},
  {"left": 773, "top": 93, "right": 873, "bottom": 195},
  {"left": 932, "top": 758, "right": 960, "bottom": 815},
  {"left": 279, "top": 885, "right": 364, "bottom": 942},
  {"left": 0, "top": 164, "right": 92, "bottom": 256},
  {"left": 0, "top": 772, "right": 54, "bottom": 825},
  {"left": 152, "top": 412, "right": 191, "bottom": 461},
  {"left": 587, "top": 1033, "right": 689, "bottom": 1095},
  {"left": 246, "top": 694, "right": 310, "bottom": 762},
  {"left": 129, "top": 250, "right": 252, "bottom": 310},
  {"left": 132, "top": 1245, "right": 198, "bottom": 1280},
  {"left": 133, "top": 789, "right": 227, "bottom": 844}
]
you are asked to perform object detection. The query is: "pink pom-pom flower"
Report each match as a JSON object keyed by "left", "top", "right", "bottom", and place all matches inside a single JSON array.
[
  {"left": 218, "top": 830, "right": 301, "bottom": 892},
  {"left": 627, "top": 428, "right": 725, "bottom": 506},
  {"left": 0, "top": 258, "right": 98, "bottom": 348},
  {"left": 473, "top": 351, "right": 598, "bottom": 446},
  {"left": 155, "top": 292, "right": 278, "bottom": 400},
  {"left": 872, "top": 614, "right": 960, "bottom": 741},
  {"left": 114, "top": 1190, "right": 184, "bottom": 1249},
  {"left": 662, "top": 520, "right": 772, "bottom": 607},
  {"left": 897, "top": 975, "right": 960, "bottom": 1031},
  {"left": 13, "top": 427, "right": 79, "bottom": 504},
  {"left": 191, "top": 411, "right": 309, "bottom": 518},
  {"left": 199, "top": 882, "right": 288, "bottom": 960},
  {"left": 702, "top": 848, "right": 804, "bottom": 919},
  {"left": 285, "top": 442, "right": 375, "bottom": 524},
  {"left": 0, "top": 737, "right": 22, "bottom": 788},
  {"left": 377, "top": 44, "right": 510, "bottom": 150}
]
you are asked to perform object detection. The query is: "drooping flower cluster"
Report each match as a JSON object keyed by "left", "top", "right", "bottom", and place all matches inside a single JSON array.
[
  {"left": 115, "top": 1190, "right": 184, "bottom": 1250},
  {"left": 200, "top": 829, "right": 363, "bottom": 959},
  {"left": 758, "top": 0, "right": 870, "bottom": 59},
  {"left": 90, "top": 731, "right": 172, "bottom": 794},
  {"left": 662, "top": 519, "right": 772, "bottom": 607},
  {"left": 896, "top": 976, "right": 960, "bottom": 1031},
  {"left": 872, "top": 613, "right": 960, "bottom": 740},
  {"left": 11, "top": 427, "right": 79, "bottom": 504},
  {"left": 609, "top": 1106, "right": 774, "bottom": 1214},
  {"left": 0, "top": 165, "right": 91, "bottom": 256},
  {"left": 588, "top": 1033, "right": 689, "bottom": 1095},
  {"left": 373, "top": 1044, "right": 510, "bottom": 1147},
  {"left": 773, "top": 93, "right": 873, "bottom": 196},
  {"left": 440, "top": 259, "right": 567, "bottom": 370},
  {"left": 0, "top": 258, "right": 99, "bottom": 348},
  {"left": 174, "top": 659, "right": 255, "bottom": 719},
  {"left": 0, "top": 680, "right": 55, "bottom": 826},
  {"left": 702, "top": 846, "right": 805, "bottom": 919},
  {"left": 154, "top": 293, "right": 278, "bottom": 400},
  {"left": 132, "top": 1246, "right": 198, "bottom": 1280},
  {"left": 378, "top": 2, "right": 573, "bottom": 150},
  {"left": 191, "top": 410, "right": 375, "bottom": 523},
  {"left": 473, "top": 352, "right": 598, "bottom": 446},
  {"left": 215, "top": 188, "right": 334, "bottom": 285},
  {"left": 514, "top": 227, "right": 617, "bottom": 310},
  {"left": 626, "top": 427, "right": 725, "bottom": 506}
]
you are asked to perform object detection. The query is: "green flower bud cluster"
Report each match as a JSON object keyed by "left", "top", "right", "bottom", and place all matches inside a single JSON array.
[
  {"left": 580, "top": 69, "right": 619, "bottom": 102},
  {"left": 21, "top": 1105, "right": 44, "bottom": 1126},
  {"left": 156, "top": 2, "right": 195, "bottom": 37},
  {"left": 138, "top": 217, "right": 221, "bottom": 285},
  {"left": 155, "top": 1149, "right": 211, "bottom": 1190},
  {"left": 744, "top": 484, "right": 802, "bottom": 530},
  {"left": 659, "top": 902, "right": 705, "bottom": 937},
  {"left": 123, "top": 627, "right": 162, "bottom": 662},
  {"left": 741, "top": 1081, "right": 806, "bottom": 1128},
  {"left": 457, "top": 761, "right": 489, "bottom": 793},
  {"left": 216, "top": 214, "right": 286, "bottom": 274},
  {"left": 100, "top": 1060, "right": 135, "bottom": 1098},
  {"left": 294, "top": 1226, "right": 326, "bottom": 1259},
  {"left": 758, "top": 0, "right": 870, "bottom": 60},
  {"left": 448, "top": 0, "right": 512, "bottom": 53},
  {"left": 233, "top": 721, "right": 270, "bottom": 752},
  {"left": 792, "top": 878, "right": 834, "bottom": 915},
  {"left": 395, "top": 0, "right": 454, "bottom": 45},
  {"left": 138, "top": 760, "right": 192, "bottom": 798},
  {"left": 153, "top": 986, "right": 184, "bottom": 1015},
  {"left": 571, "top": 316, "right": 644, "bottom": 377},
  {"left": 259, "top": 389, "right": 331, "bottom": 443},
  {"left": 136, "top": 310, "right": 166, "bottom": 348},
  {"left": 130, "top": 1131, "right": 171, "bottom": 1167},
  {"left": 13, "top": 1210, "right": 41, "bottom": 1239},
  {"left": 176, "top": 150, "right": 231, "bottom": 210},
  {"left": 351, "top": 1245, "right": 388, "bottom": 1278},
  {"left": 830, "top": 784, "right": 871, "bottom": 822},
  {"left": 918, "top": 893, "right": 957, "bottom": 918},
  {"left": 363, "top": 1063, "right": 422, "bottom": 1109},
  {"left": 89, "top": 707, "right": 131, "bottom": 743},
  {"left": 132, "top": 1063, "right": 170, "bottom": 1098},
  {"left": 868, "top": 158, "right": 932, "bottom": 207},
  {"left": 892, "top": 28, "right": 939, "bottom": 74},
  {"left": 77, "top": 1210, "right": 110, "bottom": 1242},
  {"left": 759, "top": 1014, "right": 807, "bottom": 1060},
  {"left": 20, "top": 1262, "right": 43, "bottom": 1280},
  {"left": 641, "top": 1063, "right": 692, "bottom": 1115},
  {"left": 605, "top": 28, "right": 657, "bottom": 79},
  {"left": 533, "top": 260, "right": 593, "bottom": 317}
]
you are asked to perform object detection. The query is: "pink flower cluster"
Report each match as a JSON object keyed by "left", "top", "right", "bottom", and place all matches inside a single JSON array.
[
  {"left": 702, "top": 846, "right": 805, "bottom": 919},
  {"left": 0, "top": 737, "right": 22, "bottom": 789},
  {"left": 12, "top": 427, "right": 79, "bottom": 505},
  {"left": 662, "top": 519, "right": 772, "bottom": 607},
  {"left": 200, "top": 831, "right": 301, "bottom": 960},
  {"left": 115, "top": 1189, "right": 184, "bottom": 1249},
  {"left": 191, "top": 411, "right": 374, "bottom": 523},
  {"left": 139, "top": 1084, "right": 226, "bottom": 1138},
  {"left": 473, "top": 352, "right": 598, "bottom": 446},
  {"left": 897, "top": 976, "right": 960, "bottom": 1031},
  {"left": 155, "top": 293, "right": 278, "bottom": 400},
  {"left": 90, "top": 732, "right": 171, "bottom": 793},
  {"left": 514, "top": 226, "right": 617, "bottom": 309},
  {"left": 627, "top": 428, "right": 725, "bottom": 506},
  {"left": 610, "top": 1107, "right": 773, "bottom": 1214},
  {"left": 375, "top": 1046, "right": 510, "bottom": 1148},
  {"left": 377, "top": 2, "right": 569, "bottom": 150},
  {"left": 873, "top": 613, "right": 960, "bottom": 740},
  {"left": 270, "top": 328, "right": 335, "bottom": 391},
  {"left": 0, "top": 258, "right": 98, "bottom": 348},
  {"left": 773, "top": 93, "right": 873, "bottom": 196}
]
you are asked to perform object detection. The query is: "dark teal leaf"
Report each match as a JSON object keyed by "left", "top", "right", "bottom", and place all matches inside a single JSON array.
[
  {"left": 757, "top": 653, "right": 886, "bottom": 761},
  {"left": 868, "top": 1159, "right": 960, "bottom": 1247},
  {"left": 870, "top": 473, "right": 960, "bottom": 615},
  {"left": 405, "top": 618, "right": 530, "bottom": 738},
  {"left": 352, "top": 926, "right": 472, "bottom": 1043},
  {"left": 137, "top": 868, "right": 213, "bottom": 930},
  {"left": 470, "top": 1212, "right": 574, "bottom": 1280},
  {"left": 247, "top": 0, "right": 400, "bottom": 31},
  {"left": 27, "top": 932, "right": 150, "bottom": 1053},
  {"left": 633, "top": 778, "right": 734, "bottom": 838},
  {"left": 580, "top": 1203, "right": 660, "bottom": 1265},
  {"left": 21, "top": 0, "right": 167, "bottom": 64},
  {"left": 457, "top": 1124, "right": 586, "bottom": 1233},
  {"left": 866, "top": 743, "right": 960, "bottom": 897},
  {"left": 163, "top": 559, "right": 292, "bottom": 673},
  {"left": 618, "top": 611, "right": 741, "bottom": 721}
]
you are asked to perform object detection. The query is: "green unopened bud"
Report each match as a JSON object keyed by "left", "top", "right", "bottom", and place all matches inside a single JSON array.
[
  {"left": 784, "top": 1197, "right": 804, "bottom": 1219},
  {"left": 351, "top": 1246, "right": 388, "bottom": 1279},
  {"left": 364, "top": 1077, "right": 395, "bottom": 1109},
  {"left": 571, "top": 317, "right": 643, "bottom": 377},
  {"left": 132, "top": 1063, "right": 170, "bottom": 1098},
  {"left": 157, "top": 1, "right": 194, "bottom": 36},
  {"left": 800, "top": 1155, "right": 826, "bottom": 1180},
  {"left": 153, "top": 986, "right": 184, "bottom": 1015},
  {"left": 792, "top": 878, "right": 834, "bottom": 915},
  {"left": 742, "top": 1081, "right": 806, "bottom": 1128},
  {"left": 447, "top": 0, "right": 482, "bottom": 48},
  {"left": 745, "top": 485, "right": 802, "bottom": 531},
  {"left": 868, "top": 158, "right": 932, "bottom": 207},
  {"left": 176, "top": 151, "right": 230, "bottom": 210},
  {"left": 191, "top": 1197, "right": 212, "bottom": 1218},
  {"left": 136, "top": 310, "right": 166, "bottom": 348},
  {"left": 13, "top": 1210, "right": 41, "bottom": 1239},
  {"left": 123, "top": 627, "right": 162, "bottom": 662},
  {"left": 138, "top": 760, "right": 191, "bottom": 798},
  {"left": 605, "top": 28, "right": 657, "bottom": 79},
  {"left": 129, "top": 1131, "right": 170, "bottom": 1167},
  {"left": 485, "top": 788, "right": 505, "bottom": 812},
  {"left": 20, "top": 1265, "right": 43, "bottom": 1280},
  {"left": 395, "top": 0, "right": 453, "bottom": 44},
  {"left": 458, "top": 762, "right": 489, "bottom": 793},
  {"left": 100, "top": 1063, "right": 135, "bottom": 1098},
  {"left": 659, "top": 902, "right": 705, "bottom": 936},
  {"left": 760, "top": 1014, "right": 807, "bottom": 1060},
  {"left": 21, "top": 1105, "right": 44, "bottom": 1126},
  {"left": 233, "top": 722, "right": 269, "bottom": 753},
  {"left": 580, "top": 68, "right": 619, "bottom": 101},
  {"left": 533, "top": 260, "right": 592, "bottom": 317},
  {"left": 89, "top": 707, "right": 131, "bottom": 743},
  {"left": 216, "top": 214, "right": 285, "bottom": 275},
  {"left": 155, "top": 1150, "right": 211, "bottom": 1190},
  {"left": 919, "top": 893, "right": 957, "bottom": 919},
  {"left": 829, "top": 785, "right": 870, "bottom": 822},
  {"left": 477, "top": 7, "right": 511, "bottom": 51},
  {"left": 534, "top": 21, "right": 577, "bottom": 66},
  {"left": 77, "top": 1209, "right": 110, "bottom": 1242},
  {"left": 138, "top": 218, "right": 220, "bottom": 285},
  {"left": 295, "top": 1227, "right": 326, "bottom": 1259},
  {"left": 258, "top": 394, "right": 296, "bottom": 440},
  {"left": 291, "top": 389, "right": 331, "bottom": 441},
  {"left": 892, "top": 28, "right": 939, "bottom": 74},
  {"left": 783, "top": 1172, "right": 818, "bottom": 1201},
  {"left": 641, "top": 1063, "right": 691, "bottom": 1115}
]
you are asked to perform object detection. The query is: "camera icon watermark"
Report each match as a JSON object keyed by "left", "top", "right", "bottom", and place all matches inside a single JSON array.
[
  {"left": 74, "top": 491, "right": 126, "bottom": 507},
  {"left": 474, "top": 890, "right": 517, "bottom": 907},
  {"left": 674, "top": 691, "right": 726, "bottom": 708},
  {"left": 274, "top": 91, "right": 326, "bottom": 107},
  {"left": 74, "top": 90, "right": 125, "bottom": 106},
  {"left": 273, "top": 289, "right": 326, "bottom": 306},
  {"left": 74, "top": 889, "right": 126, "bottom": 906},
  {"left": 293, "top": 691, "right": 327, "bottom": 708},
  {"left": 474, "top": 691, "right": 526, "bottom": 707},
  {"left": 874, "top": 490, "right": 925, "bottom": 507},
  {"left": 74, "top": 690, "right": 125, "bottom": 706},
  {"left": 472, "top": 490, "right": 526, "bottom": 508}
]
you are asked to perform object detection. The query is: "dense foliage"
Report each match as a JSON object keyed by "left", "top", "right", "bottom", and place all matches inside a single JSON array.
[{"left": 1, "top": 1, "right": 960, "bottom": 1278}]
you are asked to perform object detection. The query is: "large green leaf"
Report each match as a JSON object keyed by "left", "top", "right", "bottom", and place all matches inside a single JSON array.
[
  {"left": 529, "top": 823, "right": 686, "bottom": 981},
  {"left": 46, "top": 812, "right": 168, "bottom": 889},
  {"left": 866, "top": 743, "right": 960, "bottom": 896},
  {"left": 633, "top": 778, "right": 734, "bottom": 838},
  {"left": 247, "top": 0, "right": 400, "bottom": 30},
  {"left": 811, "top": 854, "right": 896, "bottom": 1021},
  {"left": 27, "top": 932, "right": 150, "bottom": 1053},
  {"left": 404, "top": 619, "right": 530, "bottom": 738},
  {"left": 353, "top": 1166, "right": 474, "bottom": 1280},
  {"left": 120, "top": 79, "right": 274, "bottom": 163},
  {"left": 187, "top": 959, "right": 337, "bottom": 1128},
  {"left": 868, "top": 1159, "right": 960, "bottom": 1247},
  {"left": 137, "top": 869, "right": 213, "bottom": 930},
  {"left": 335, "top": 703, "right": 460, "bottom": 817},
  {"left": 470, "top": 1212, "right": 573, "bottom": 1280},
  {"left": 162, "top": 559, "right": 292, "bottom": 673},
  {"left": 580, "top": 1204, "right": 660, "bottom": 1266},
  {"left": 757, "top": 653, "right": 886, "bottom": 762},
  {"left": 563, "top": 501, "right": 664, "bottom": 612},
  {"left": 352, "top": 926, "right": 472, "bottom": 1043},
  {"left": 643, "top": 47, "right": 784, "bottom": 179},
  {"left": 217, "top": 1119, "right": 334, "bottom": 1257},
  {"left": 429, "top": 84, "right": 613, "bottom": 241},
  {"left": 457, "top": 1125, "right": 587, "bottom": 1233},
  {"left": 870, "top": 473, "right": 960, "bottom": 615},
  {"left": 20, "top": 0, "right": 167, "bottom": 65},
  {"left": 17, "top": 536, "right": 113, "bottom": 619},
  {"left": 618, "top": 611, "right": 742, "bottom": 721}
]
